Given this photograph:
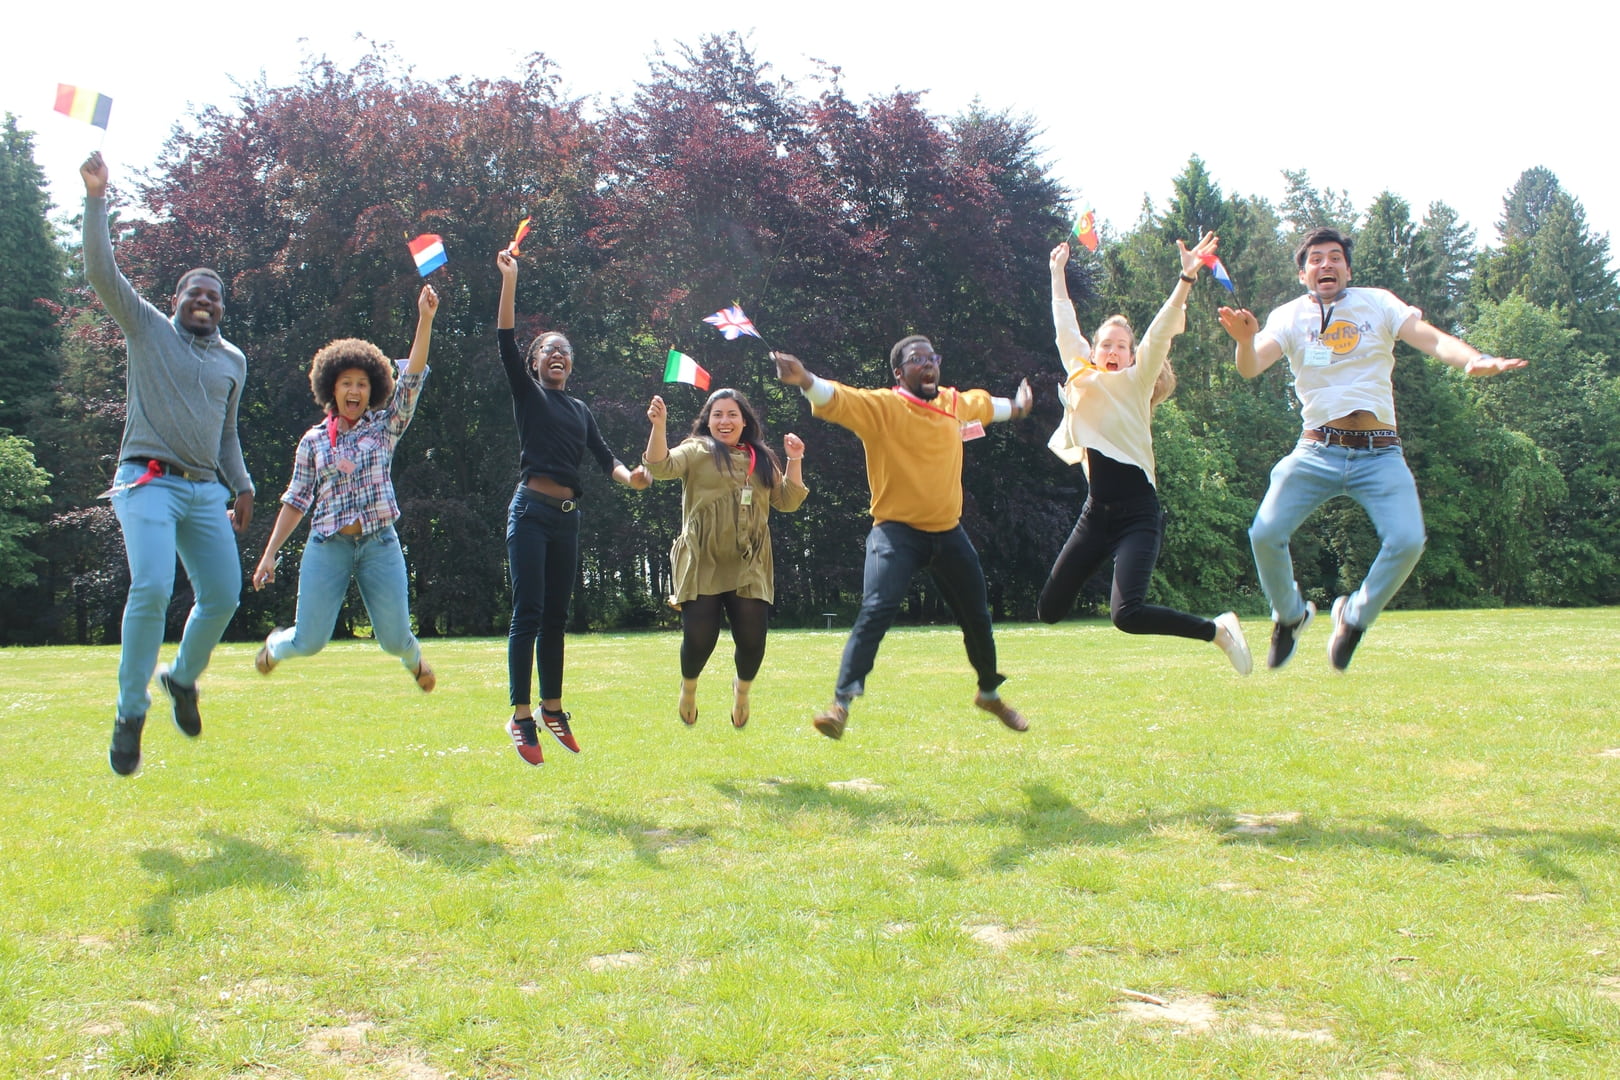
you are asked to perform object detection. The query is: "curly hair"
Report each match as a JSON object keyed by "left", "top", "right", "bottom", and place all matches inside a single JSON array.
[{"left": 308, "top": 338, "right": 394, "bottom": 414}]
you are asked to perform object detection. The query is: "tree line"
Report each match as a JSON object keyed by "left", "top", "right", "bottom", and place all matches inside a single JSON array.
[{"left": 1, "top": 35, "right": 1616, "bottom": 647}]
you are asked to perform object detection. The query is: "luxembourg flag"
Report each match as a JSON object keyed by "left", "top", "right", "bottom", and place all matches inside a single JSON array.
[
  {"left": 663, "top": 349, "right": 711, "bottom": 390},
  {"left": 408, "top": 234, "right": 447, "bottom": 277},
  {"left": 1199, "top": 252, "right": 1235, "bottom": 292}
]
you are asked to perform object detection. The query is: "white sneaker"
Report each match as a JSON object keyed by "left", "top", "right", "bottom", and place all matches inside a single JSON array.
[{"left": 1213, "top": 612, "right": 1253, "bottom": 676}]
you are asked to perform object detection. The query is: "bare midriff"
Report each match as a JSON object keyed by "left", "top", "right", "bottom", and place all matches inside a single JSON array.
[
  {"left": 525, "top": 474, "right": 575, "bottom": 499},
  {"left": 1325, "top": 410, "right": 1394, "bottom": 432}
]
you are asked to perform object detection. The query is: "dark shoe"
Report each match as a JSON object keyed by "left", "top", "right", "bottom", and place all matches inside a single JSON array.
[
  {"left": 1266, "top": 601, "right": 1316, "bottom": 670},
  {"left": 507, "top": 717, "right": 544, "bottom": 765},
  {"left": 540, "top": 707, "right": 581, "bottom": 753},
  {"left": 110, "top": 713, "right": 145, "bottom": 776},
  {"left": 812, "top": 702, "right": 848, "bottom": 740},
  {"left": 158, "top": 666, "right": 201, "bottom": 737},
  {"left": 1328, "top": 595, "right": 1365, "bottom": 671},
  {"left": 974, "top": 692, "right": 1029, "bottom": 732}
]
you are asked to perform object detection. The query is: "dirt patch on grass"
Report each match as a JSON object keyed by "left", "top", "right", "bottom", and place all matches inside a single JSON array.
[
  {"left": 1227, "top": 811, "right": 1303, "bottom": 836},
  {"left": 307, "top": 1021, "right": 374, "bottom": 1056},
  {"left": 964, "top": 923, "right": 1036, "bottom": 949},
  {"left": 1598, "top": 748, "right": 1620, "bottom": 758},
  {"left": 1211, "top": 881, "right": 1261, "bottom": 894},
  {"left": 827, "top": 777, "right": 884, "bottom": 793},
  {"left": 1595, "top": 975, "right": 1620, "bottom": 1002},
  {"left": 1247, "top": 1012, "right": 1335, "bottom": 1043},
  {"left": 1118, "top": 993, "right": 1217, "bottom": 1032},
  {"left": 586, "top": 951, "right": 645, "bottom": 972},
  {"left": 1512, "top": 892, "right": 1566, "bottom": 902}
]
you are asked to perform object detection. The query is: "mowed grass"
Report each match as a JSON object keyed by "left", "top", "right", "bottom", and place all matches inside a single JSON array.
[{"left": 1, "top": 608, "right": 1618, "bottom": 1078}]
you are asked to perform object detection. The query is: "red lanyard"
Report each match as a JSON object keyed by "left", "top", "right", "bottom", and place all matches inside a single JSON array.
[
  {"left": 892, "top": 385, "right": 958, "bottom": 420},
  {"left": 745, "top": 444, "right": 756, "bottom": 476}
]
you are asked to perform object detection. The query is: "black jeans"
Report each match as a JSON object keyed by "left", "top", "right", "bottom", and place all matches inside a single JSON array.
[
  {"left": 506, "top": 485, "right": 580, "bottom": 704},
  {"left": 835, "top": 521, "right": 1004, "bottom": 702},
  {"left": 1037, "top": 492, "right": 1213, "bottom": 641}
]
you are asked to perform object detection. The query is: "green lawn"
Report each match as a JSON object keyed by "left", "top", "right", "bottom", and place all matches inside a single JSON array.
[{"left": 2, "top": 609, "right": 1618, "bottom": 1078}]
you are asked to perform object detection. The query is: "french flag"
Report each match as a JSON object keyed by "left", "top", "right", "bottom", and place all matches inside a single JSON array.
[{"left": 409, "top": 234, "right": 447, "bottom": 277}]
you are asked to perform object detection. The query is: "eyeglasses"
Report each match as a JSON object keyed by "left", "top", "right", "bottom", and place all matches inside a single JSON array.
[
  {"left": 536, "top": 342, "right": 572, "bottom": 357},
  {"left": 901, "top": 351, "right": 942, "bottom": 367}
]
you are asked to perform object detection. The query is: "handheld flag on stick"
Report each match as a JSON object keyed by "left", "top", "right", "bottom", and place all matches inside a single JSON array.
[
  {"left": 663, "top": 349, "right": 711, "bottom": 391},
  {"left": 507, "top": 217, "right": 531, "bottom": 257},
  {"left": 408, "top": 234, "right": 447, "bottom": 277},
  {"left": 1072, "top": 205, "right": 1099, "bottom": 253},
  {"left": 703, "top": 305, "right": 762, "bottom": 342},
  {"left": 1199, "top": 252, "right": 1235, "bottom": 292},
  {"left": 55, "top": 84, "right": 112, "bottom": 129}
]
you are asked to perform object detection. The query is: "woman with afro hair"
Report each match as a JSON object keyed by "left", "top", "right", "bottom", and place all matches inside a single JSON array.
[{"left": 250, "top": 284, "right": 440, "bottom": 689}]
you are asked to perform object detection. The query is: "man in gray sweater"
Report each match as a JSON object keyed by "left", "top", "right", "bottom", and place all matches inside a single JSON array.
[{"left": 81, "top": 152, "right": 255, "bottom": 776}]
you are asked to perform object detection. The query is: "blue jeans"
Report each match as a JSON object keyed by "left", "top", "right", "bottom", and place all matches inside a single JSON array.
[
  {"left": 110, "top": 462, "right": 242, "bottom": 718},
  {"left": 266, "top": 525, "right": 421, "bottom": 669},
  {"left": 506, "top": 486, "right": 580, "bottom": 705},
  {"left": 1249, "top": 439, "right": 1426, "bottom": 629},
  {"left": 835, "top": 522, "right": 1005, "bottom": 702}
]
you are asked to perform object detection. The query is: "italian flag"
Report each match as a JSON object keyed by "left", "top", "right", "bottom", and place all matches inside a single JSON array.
[{"left": 663, "top": 349, "right": 711, "bottom": 390}]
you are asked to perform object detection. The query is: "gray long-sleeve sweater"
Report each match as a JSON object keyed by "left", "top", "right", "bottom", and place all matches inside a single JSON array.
[{"left": 83, "top": 196, "right": 253, "bottom": 495}]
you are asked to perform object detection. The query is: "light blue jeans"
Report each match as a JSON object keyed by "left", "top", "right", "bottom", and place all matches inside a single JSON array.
[
  {"left": 266, "top": 525, "right": 421, "bottom": 670},
  {"left": 1249, "top": 439, "right": 1426, "bottom": 630},
  {"left": 111, "top": 463, "right": 242, "bottom": 719}
]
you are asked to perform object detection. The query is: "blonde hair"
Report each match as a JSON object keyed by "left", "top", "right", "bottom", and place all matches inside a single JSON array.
[{"left": 1092, "top": 315, "right": 1175, "bottom": 409}]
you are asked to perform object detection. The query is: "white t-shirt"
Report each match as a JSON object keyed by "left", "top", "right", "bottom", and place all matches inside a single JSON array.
[{"left": 1258, "top": 287, "right": 1420, "bottom": 429}]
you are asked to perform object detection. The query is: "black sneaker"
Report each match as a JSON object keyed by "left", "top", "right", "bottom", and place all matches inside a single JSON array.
[
  {"left": 1266, "top": 601, "right": 1316, "bottom": 670},
  {"left": 110, "top": 713, "right": 145, "bottom": 776},
  {"left": 1328, "top": 595, "right": 1365, "bottom": 671},
  {"left": 158, "top": 666, "right": 202, "bottom": 737}
]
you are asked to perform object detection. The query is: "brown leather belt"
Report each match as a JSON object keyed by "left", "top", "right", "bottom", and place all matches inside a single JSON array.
[
  {"left": 522, "top": 477, "right": 578, "bottom": 512},
  {"left": 1303, "top": 428, "right": 1401, "bottom": 449},
  {"left": 121, "top": 457, "right": 213, "bottom": 482}
]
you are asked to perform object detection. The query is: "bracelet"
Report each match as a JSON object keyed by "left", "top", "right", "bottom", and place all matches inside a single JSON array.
[
  {"left": 1179, "top": 273, "right": 1196, "bottom": 284},
  {"left": 787, "top": 456, "right": 804, "bottom": 461}
]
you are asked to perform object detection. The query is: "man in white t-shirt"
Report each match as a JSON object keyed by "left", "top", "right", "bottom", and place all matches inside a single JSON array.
[{"left": 1218, "top": 227, "right": 1525, "bottom": 671}]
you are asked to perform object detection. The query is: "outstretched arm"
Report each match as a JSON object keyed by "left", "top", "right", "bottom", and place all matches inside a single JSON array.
[
  {"left": 1397, "top": 316, "right": 1527, "bottom": 376},
  {"left": 404, "top": 285, "right": 438, "bottom": 376},
  {"left": 252, "top": 504, "right": 306, "bottom": 590},
  {"left": 773, "top": 351, "right": 836, "bottom": 407}
]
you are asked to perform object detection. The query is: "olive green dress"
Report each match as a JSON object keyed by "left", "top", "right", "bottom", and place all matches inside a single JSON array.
[{"left": 645, "top": 439, "right": 808, "bottom": 607}]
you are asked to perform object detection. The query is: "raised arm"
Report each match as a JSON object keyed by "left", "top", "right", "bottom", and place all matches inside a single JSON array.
[
  {"left": 1050, "top": 242, "right": 1092, "bottom": 374},
  {"left": 1219, "top": 307, "right": 1285, "bottom": 378},
  {"left": 782, "top": 432, "right": 805, "bottom": 489},
  {"left": 404, "top": 285, "right": 438, "bottom": 376},
  {"left": 79, "top": 152, "right": 154, "bottom": 330},
  {"left": 644, "top": 395, "right": 670, "bottom": 464},
  {"left": 1397, "top": 316, "right": 1527, "bottom": 376},
  {"left": 497, "top": 250, "right": 517, "bottom": 331}
]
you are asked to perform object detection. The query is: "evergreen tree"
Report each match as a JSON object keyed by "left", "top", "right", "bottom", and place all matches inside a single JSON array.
[{"left": 0, "top": 115, "right": 65, "bottom": 433}]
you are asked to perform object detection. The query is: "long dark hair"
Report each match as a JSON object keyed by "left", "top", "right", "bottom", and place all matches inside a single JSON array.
[{"left": 689, "top": 388, "right": 781, "bottom": 488}]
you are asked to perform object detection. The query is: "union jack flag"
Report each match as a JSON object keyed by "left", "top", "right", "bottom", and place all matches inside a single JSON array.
[{"left": 703, "top": 305, "right": 761, "bottom": 341}]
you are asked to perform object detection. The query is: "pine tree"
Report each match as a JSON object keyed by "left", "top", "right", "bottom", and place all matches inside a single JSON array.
[{"left": 0, "top": 115, "right": 65, "bottom": 433}]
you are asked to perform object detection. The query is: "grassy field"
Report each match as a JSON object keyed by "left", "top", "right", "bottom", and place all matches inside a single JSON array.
[{"left": 2, "top": 608, "right": 1618, "bottom": 1078}]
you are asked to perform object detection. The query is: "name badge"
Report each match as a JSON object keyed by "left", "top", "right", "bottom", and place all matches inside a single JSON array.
[
  {"left": 739, "top": 486, "right": 753, "bottom": 507},
  {"left": 336, "top": 459, "right": 357, "bottom": 475},
  {"left": 960, "top": 420, "right": 986, "bottom": 442},
  {"left": 1302, "top": 343, "right": 1335, "bottom": 368}
]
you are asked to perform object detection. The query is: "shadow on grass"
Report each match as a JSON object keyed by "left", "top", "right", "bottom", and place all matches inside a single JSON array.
[
  {"left": 313, "top": 804, "right": 508, "bottom": 871},
  {"left": 975, "top": 784, "right": 1620, "bottom": 892},
  {"left": 573, "top": 807, "right": 711, "bottom": 866},
  {"left": 711, "top": 778, "right": 928, "bottom": 825},
  {"left": 137, "top": 830, "right": 306, "bottom": 934}
]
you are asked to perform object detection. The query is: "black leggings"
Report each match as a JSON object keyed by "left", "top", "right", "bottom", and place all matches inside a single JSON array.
[
  {"left": 1036, "top": 493, "right": 1214, "bottom": 641},
  {"left": 680, "top": 592, "right": 770, "bottom": 681}
]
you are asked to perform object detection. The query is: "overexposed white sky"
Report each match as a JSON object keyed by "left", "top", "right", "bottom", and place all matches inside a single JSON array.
[{"left": 6, "top": 0, "right": 1611, "bottom": 261}]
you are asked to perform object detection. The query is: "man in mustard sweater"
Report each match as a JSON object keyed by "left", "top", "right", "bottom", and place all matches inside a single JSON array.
[{"left": 774, "top": 338, "right": 1033, "bottom": 739}]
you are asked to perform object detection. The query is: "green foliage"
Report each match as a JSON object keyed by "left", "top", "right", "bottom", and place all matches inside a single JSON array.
[
  {"left": 0, "top": 433, "right": 50, "bottom": 589},
  {"left": 0, "top": 115, "right": 64, "bottom": 433}
]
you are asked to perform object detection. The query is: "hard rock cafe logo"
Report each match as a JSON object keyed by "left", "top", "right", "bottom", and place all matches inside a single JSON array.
[{"left": 1316, "top": 319, "right": 1362, "bottom": 354}]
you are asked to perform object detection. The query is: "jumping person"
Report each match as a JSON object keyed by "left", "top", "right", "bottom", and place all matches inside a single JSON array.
[
  {"left": 1039, "top": 235, "right": 1252, "bottom": 674},
  {"left": 1219, "top": 227, "right": 1526, "bottom": 670},
  {"left": 250, "top": 286, "right": 441, "bottom": 689},
  {"left": 644, "top": 390, "right": 808, "bottom": 728},
  {"left": 496, "top": 250, "right": 651, "bottom": 765},
  {"left": 82, "top": 151, "right": 255, "bottom": 776},
  {"left": 773, "top": 339, "right": 1033, "bottom": 739}
]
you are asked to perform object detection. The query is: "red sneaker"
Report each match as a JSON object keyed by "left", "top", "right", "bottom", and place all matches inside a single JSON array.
[
  {"left": 540, "top": 708, "right": 581, "bottom": 753},
  {"left": 507, "top": 717, "right": 544, "bottom": 765}
]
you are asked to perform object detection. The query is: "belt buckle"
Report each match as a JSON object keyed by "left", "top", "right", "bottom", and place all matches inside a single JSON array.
[{"left": 559, "top": 498, "right": 577, "bottom": 513}]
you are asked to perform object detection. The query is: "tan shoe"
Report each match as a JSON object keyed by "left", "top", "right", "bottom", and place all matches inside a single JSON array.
[
  {"left": 974, "top": 692, "right": 1028, "bottom": 732},
  {"left": 812, "top": 702, "right": 847, "bottom": 740}
]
